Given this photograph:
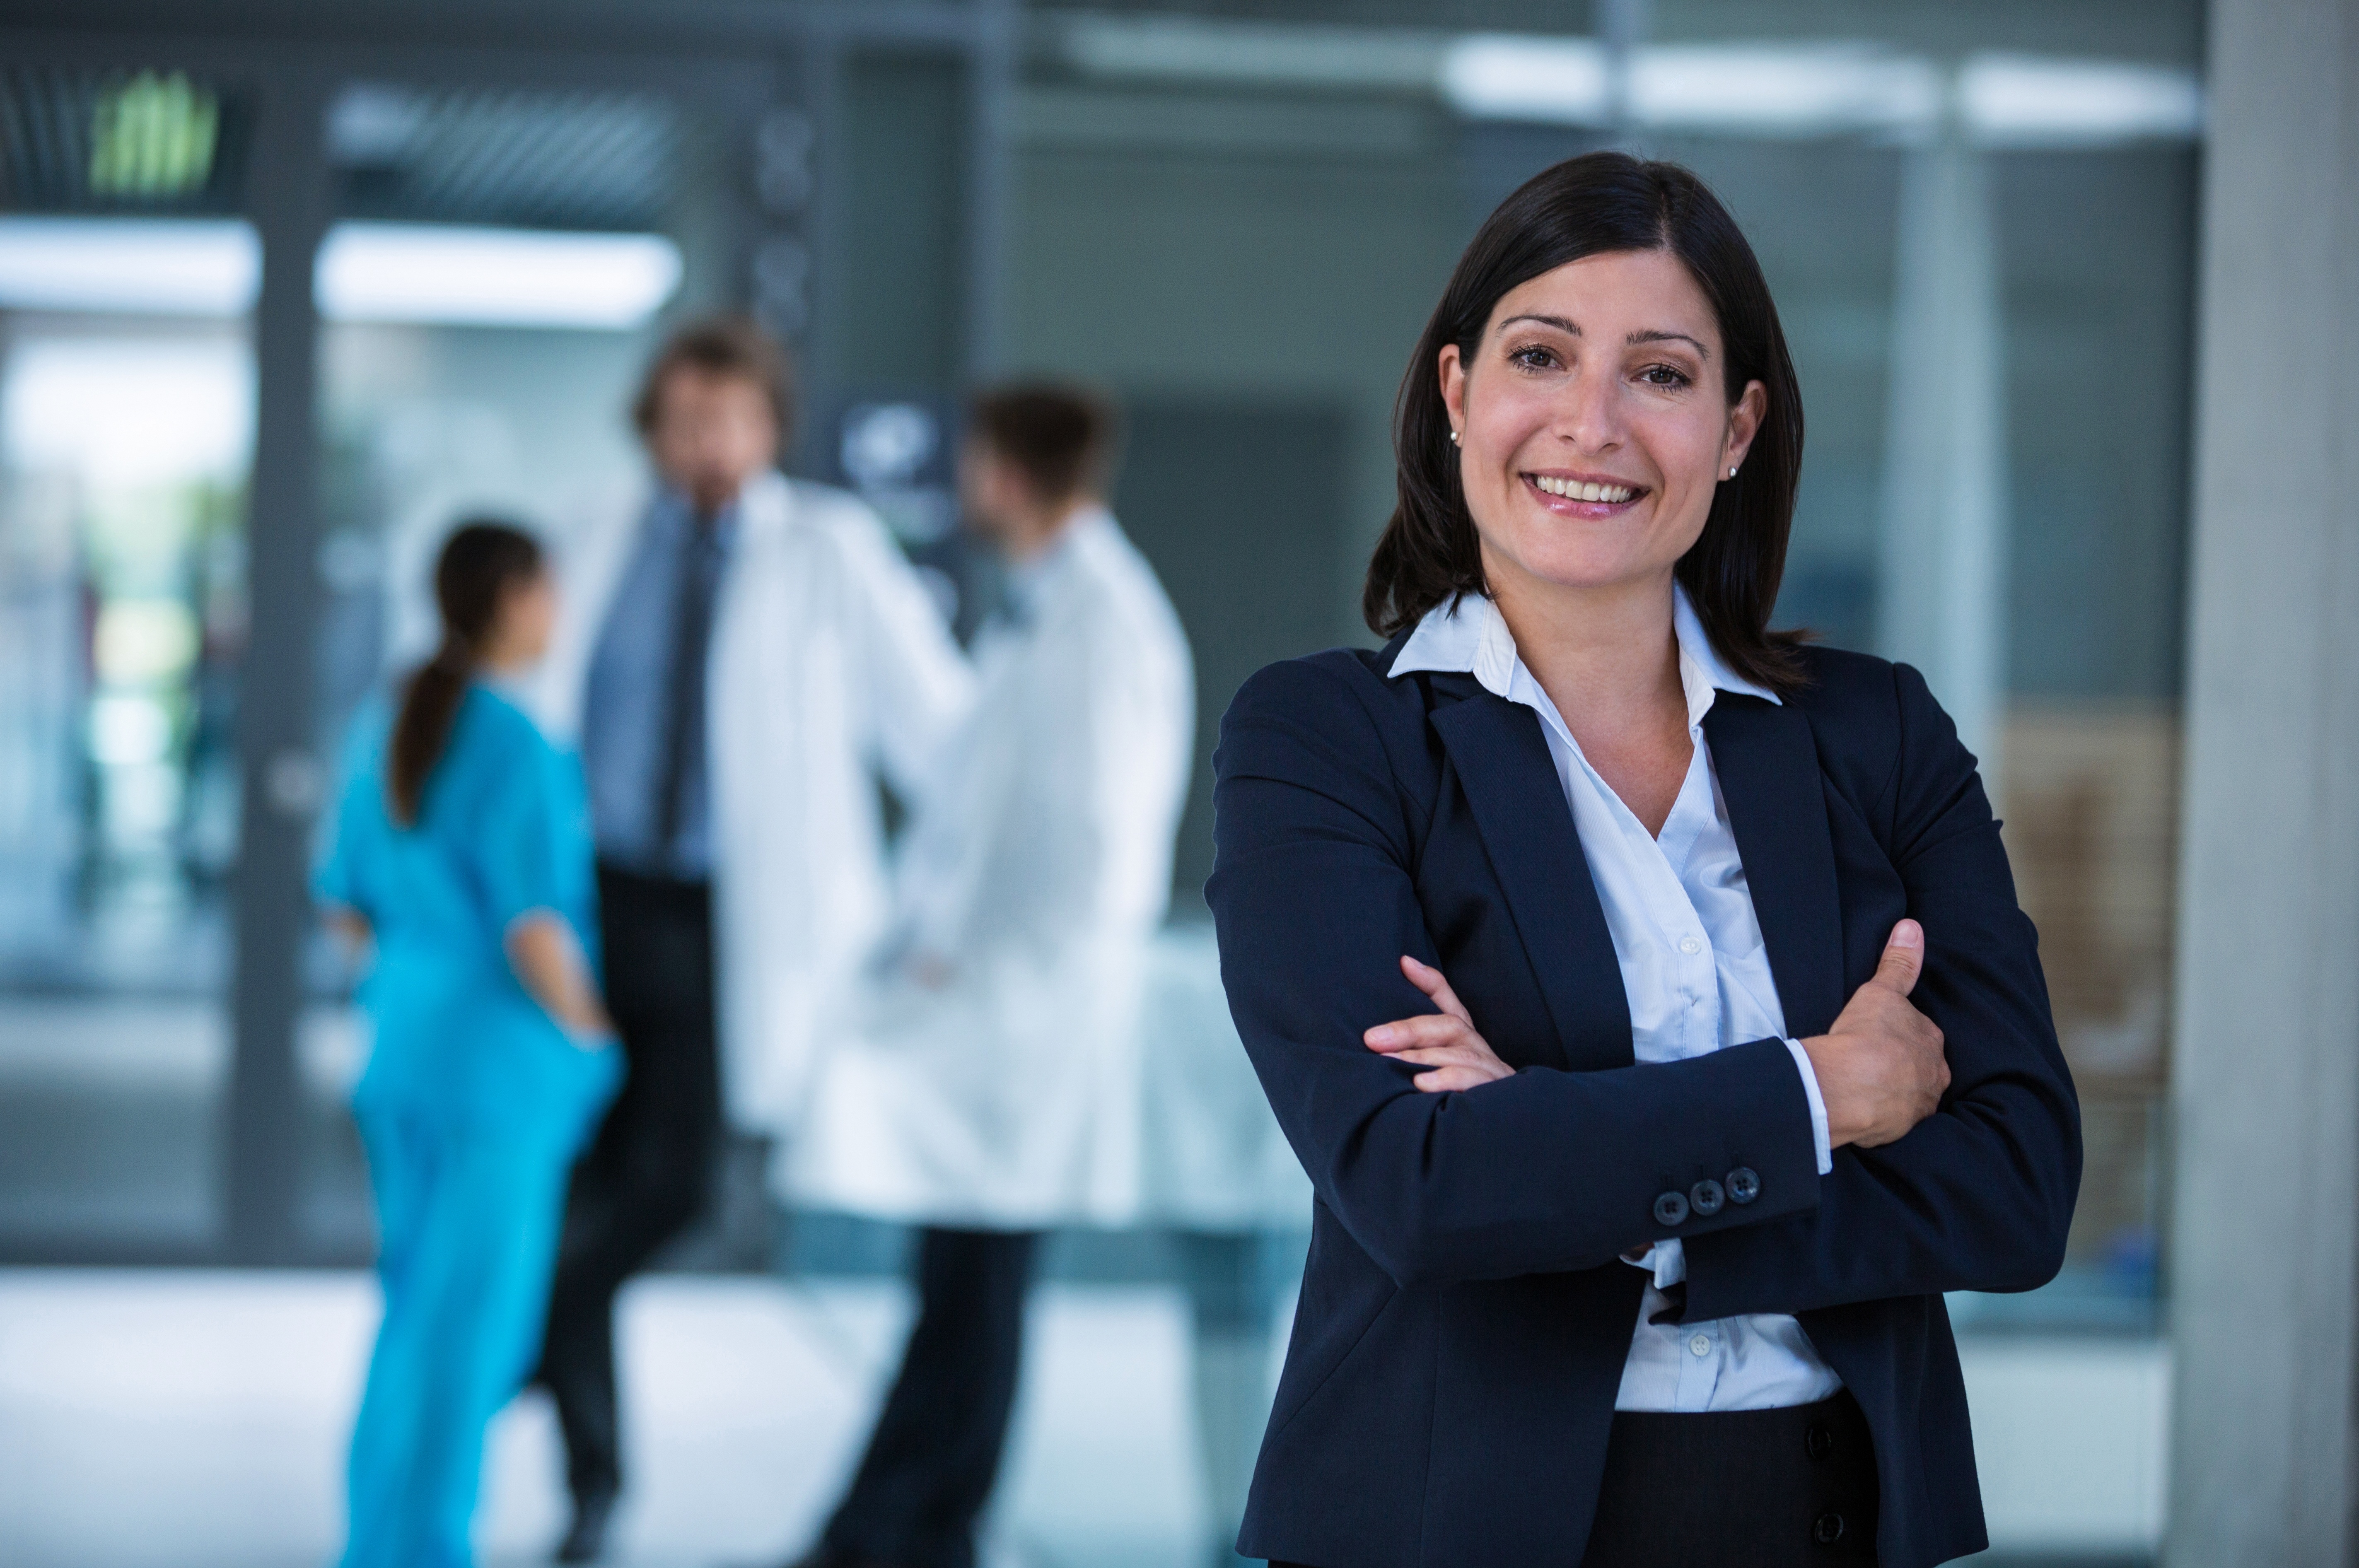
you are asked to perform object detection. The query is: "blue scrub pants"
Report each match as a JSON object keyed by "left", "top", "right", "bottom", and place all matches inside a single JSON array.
[{"left": 341, "top": 1110, "right": 578, "bottom": 1568}]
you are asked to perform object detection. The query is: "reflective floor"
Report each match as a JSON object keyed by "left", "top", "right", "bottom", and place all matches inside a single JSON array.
[
  {"left": 0, "top": 1269, "right": 2163, "bottom": 1568},
  {"left": 0, "top": 1271, "right": 1217, "bottom": 1568}
]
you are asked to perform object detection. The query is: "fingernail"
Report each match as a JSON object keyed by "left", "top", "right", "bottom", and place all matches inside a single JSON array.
[
  {"left": 1891, "top": 920, "right": 1922, "bottom": 948},
  {"left": 1366, "top": 1026, "right": 1396, "bottom": 1046}
]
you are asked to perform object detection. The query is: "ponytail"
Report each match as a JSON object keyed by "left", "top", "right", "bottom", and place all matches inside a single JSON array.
[{"left": 387, "top": 519, "right": 543, "bottom": 827}]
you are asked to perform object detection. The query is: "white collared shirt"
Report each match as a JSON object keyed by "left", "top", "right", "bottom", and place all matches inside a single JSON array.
[{"left": 1390, "top": 587, "right": 1842, "bottom": 1413}]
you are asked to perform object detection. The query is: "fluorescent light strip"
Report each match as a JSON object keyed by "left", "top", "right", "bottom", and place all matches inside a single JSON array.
[
  {"left": 1634, "top": 44, "right": 1941, "bottom": 136},
  {"left": 314, "top": 224, "right": 681, "bottom": 328},
  {"left": 1959, "top": 54, "right": 2205, "bottom": 145},
  {"left": 1437, "top": 36, "right": 1610, "bottom": 127},
  {"left": 1441, "top": 37, "right": 1944, "bottom": 138},
  {"left": 0, "top": 218, "right": 259, "bottom": 316},
  {"left": 0, "top": 220, "right": 681, "bottom": 326},
  {"left": 1440, "top": 36, "right": 2201, "bottom": 142},
  {"left": 1053, "top": 17, "right": 2205, "bottom": 146}
]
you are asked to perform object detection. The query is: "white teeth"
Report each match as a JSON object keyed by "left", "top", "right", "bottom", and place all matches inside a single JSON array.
[{"left": 1533, "top": 475, "right": 1635, "bottom": 504}]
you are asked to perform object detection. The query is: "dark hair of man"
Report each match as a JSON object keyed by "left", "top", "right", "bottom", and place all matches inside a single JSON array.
[
  {"left": 387, "top": 520, "right": 544, "bottom": 827},
  {"left": 630, "top": 314, "right": 796, "bottom": 447},
  {"left": 969, "top": 384, "right": 1117, "bottom": 507},
  {"left": 1363, "top": 150, "right": 1809, "bottom": 694}
]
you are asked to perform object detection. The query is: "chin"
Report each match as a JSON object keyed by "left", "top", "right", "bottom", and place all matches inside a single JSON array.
[{"left": 1501, "top": 540, "right": 1670, "bottom": 596}]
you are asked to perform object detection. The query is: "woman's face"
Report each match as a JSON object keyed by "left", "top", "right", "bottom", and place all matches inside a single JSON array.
[
  {"left": 489, "top": 568, "right": 557, "bottom": 671},
  {"left": 1440, "top": 248, "right": 1765, "bottom": 604}
]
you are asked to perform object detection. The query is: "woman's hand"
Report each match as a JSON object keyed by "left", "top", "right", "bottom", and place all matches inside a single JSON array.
[
  {"left": 1801, "top": 919, "right": 1950, "bottom": 1148},
  {"left": 324, "top": 907, "right": 373, "bottom": 954},
  {"left": 505, "top": 912, "right": 617, "bottom": 1051},
  {"left": 1364, "top": 955, "right": 1514, "bottom": 1093}
]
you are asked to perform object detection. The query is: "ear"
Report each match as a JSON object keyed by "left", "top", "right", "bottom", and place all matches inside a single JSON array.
[
  {"left": 1439, "top": 343, "right": 1468, "bottom": 442},
  {"left": 1722, "top": 379, "right": 1768, "bottom": 472}
]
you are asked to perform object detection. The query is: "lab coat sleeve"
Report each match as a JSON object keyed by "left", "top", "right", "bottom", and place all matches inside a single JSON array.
[
  {"left": 899, "top": 659, "right": 1026, "bottom": 961},
  {"left": 835, "top": 504, "right": 974, "bottom": 796},
  {"left": 1084, "top": 605, "right": 1193, "bottom": 927},
  {"left": 901, "top": 600, "right": 1181, "bottom": 960}
]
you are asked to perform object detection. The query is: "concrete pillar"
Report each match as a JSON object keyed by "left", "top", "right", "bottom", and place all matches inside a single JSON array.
[
  {"left": 1876, "top": 106, "right": 2008, "bottom": 774},
  {"left": 224, "top": 65, "right": 328, "bottom": 1264},
  {"left": 2166, "top": 0, "right": 2359, "bottom": 1562}
]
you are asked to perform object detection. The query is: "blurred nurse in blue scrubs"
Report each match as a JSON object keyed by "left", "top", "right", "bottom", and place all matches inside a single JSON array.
[{"left": 317, "top": 520, "right": 622, "bottom": 1568}]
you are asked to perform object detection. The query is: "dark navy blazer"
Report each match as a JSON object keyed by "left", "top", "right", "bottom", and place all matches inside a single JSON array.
[{"left": 1206, "top": 635, "right": 2081, "bottom": 1568}]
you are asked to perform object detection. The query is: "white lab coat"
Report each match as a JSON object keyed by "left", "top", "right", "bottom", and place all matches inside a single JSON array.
[
  {"left": 788, "top": 508, "right": 1195, "bottom": 1228},
  {"left": 529, "top": 470, "right": 973, "bottom": 1136}
]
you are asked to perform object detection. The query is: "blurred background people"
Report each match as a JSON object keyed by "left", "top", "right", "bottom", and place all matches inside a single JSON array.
[
  {"left": 315, "top": 521, "right": 621, "bottom": 1568},
  {"left": 527, "top": 318, "right": 972, "bottom": 1561},
  {"left": 787, "top": 385, "right": 1193, "bottom": 1568}
]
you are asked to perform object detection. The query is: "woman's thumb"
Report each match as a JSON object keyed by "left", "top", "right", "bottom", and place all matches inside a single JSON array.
[{"left": 1873, "top": 919, "right": 1925, "bottom": 995}]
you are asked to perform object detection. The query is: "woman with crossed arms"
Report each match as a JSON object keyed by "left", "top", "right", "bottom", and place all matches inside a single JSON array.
[{"left": 1207, "top": 152, "right": 2079, "bottom": 1567}]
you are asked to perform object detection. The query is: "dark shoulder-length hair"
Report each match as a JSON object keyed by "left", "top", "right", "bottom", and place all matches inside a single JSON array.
[
  {"left": 1363, "top": 151, "right": 1808, "bottom": 694},
  {"left": 387, "top": 519, "right": 543, "bottom": 827}
]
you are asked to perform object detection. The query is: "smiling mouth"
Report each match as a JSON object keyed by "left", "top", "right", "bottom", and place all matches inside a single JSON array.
[{"left": 1526, "top": 474, "right": 1643, "bottom": 504}]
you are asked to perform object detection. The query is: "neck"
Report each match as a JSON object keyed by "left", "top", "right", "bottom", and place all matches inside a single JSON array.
[
  {"left": 1004, "top": 495, "right": 1092, "bottom": 562},
  {"left": 477, "top": 653, "right": 531, "bottom": 681},
  {"left": 1485, "top": 555, "right": 1684, "bottom": 736},
  {"left": 473, "top": 634, "right": 538, "bottom": 680},
  {"left": 674, "top": 475, "right": 749, "bottom": 520}
]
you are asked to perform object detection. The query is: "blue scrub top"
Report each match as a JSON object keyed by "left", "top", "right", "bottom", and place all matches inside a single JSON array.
[{"left": 317, "top": 683, "right": 619, "bottom": 1141}]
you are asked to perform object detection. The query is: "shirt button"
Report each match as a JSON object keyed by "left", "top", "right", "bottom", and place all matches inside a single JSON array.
[
  {"left": 1678, "top": 936, "right": 1702, "bottom": 955},
  {"left": 1688, "top": 1333, "right": 1712, "bottom": 1358}
]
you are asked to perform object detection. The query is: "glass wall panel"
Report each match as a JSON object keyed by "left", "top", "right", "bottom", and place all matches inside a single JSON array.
[
  {"left": 0, "top": 308, "right": 252, "bottom": 1249},
  {"left": 0, "top": 66, "right": 258, "bottom": 1253}
]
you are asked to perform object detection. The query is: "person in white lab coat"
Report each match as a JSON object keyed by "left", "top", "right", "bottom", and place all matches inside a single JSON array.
[
  {"left": 522, "top": 318, "right": 971, "bottom": 1563},
  {"left": 787, "top": 386, "right": 1194, "bottom": 1568}
]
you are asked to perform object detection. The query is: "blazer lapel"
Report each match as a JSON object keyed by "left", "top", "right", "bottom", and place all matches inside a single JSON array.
[
  {"left": 1702, "top": 696, "right": 1847, "bottom": 1037},
  {"left": 1428, "top": 685, "right": 1633, "bottom": 1071}
]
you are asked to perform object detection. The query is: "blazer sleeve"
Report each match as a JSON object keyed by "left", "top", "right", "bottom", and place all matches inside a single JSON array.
[
  {"left": 1678, "top": 662, "right": 2084, "bottom": 1318},
  {"left": 1209, "top": 657, "right": 1825, "bottom": 1289}
]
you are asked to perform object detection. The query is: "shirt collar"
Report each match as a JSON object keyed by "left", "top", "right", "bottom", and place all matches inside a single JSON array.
[
  {"left": 650, "top": 483, "right": 743, "bottom": 546},
  {"left": 1387, "top": 584, "right": 1780, "bottom": 719}
]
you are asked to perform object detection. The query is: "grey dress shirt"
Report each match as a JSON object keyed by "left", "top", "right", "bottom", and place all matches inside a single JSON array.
[{"left": 580, "top": 488, "right": 738, "bottom": 879}]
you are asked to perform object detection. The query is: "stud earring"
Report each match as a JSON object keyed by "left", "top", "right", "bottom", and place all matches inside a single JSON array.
[
  {"left": 1450, "top": 429, "right": 1461, "bottom": 446},
  {"left": 1726, "top": 466, "right": 1738, "bottom": 478}
]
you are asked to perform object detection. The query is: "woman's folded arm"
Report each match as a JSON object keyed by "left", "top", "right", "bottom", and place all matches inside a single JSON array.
[
  {"left": 1210, "top": 659, "right": 1828, "bottom": 1287},
  {"left": 1681, "top": 663, "right": 2083, "bottom": 1317}
]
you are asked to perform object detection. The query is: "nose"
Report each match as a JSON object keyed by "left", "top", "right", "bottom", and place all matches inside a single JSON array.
[{"left": 1550, "top": 360, "right": 1626, "bottom": 456}]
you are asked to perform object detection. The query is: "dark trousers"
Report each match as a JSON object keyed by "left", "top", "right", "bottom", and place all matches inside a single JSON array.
[
  {"left": 535, "top": 864, "right": 722, "bottom": 1504},
  {"left": 820, "top": 1228, "right": 1040, "bottom": 1568},
  {"left": 1274, "top": 1389, "right": 1879, "bottom": 1568},
  {"left": 1581, "top": 1390, "right": 1881, "bottom": 1566}
]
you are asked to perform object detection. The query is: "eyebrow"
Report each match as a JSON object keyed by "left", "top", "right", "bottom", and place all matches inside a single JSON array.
[{"left": 1497, "top": 314, "right": 1713, "bottom": 361}]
